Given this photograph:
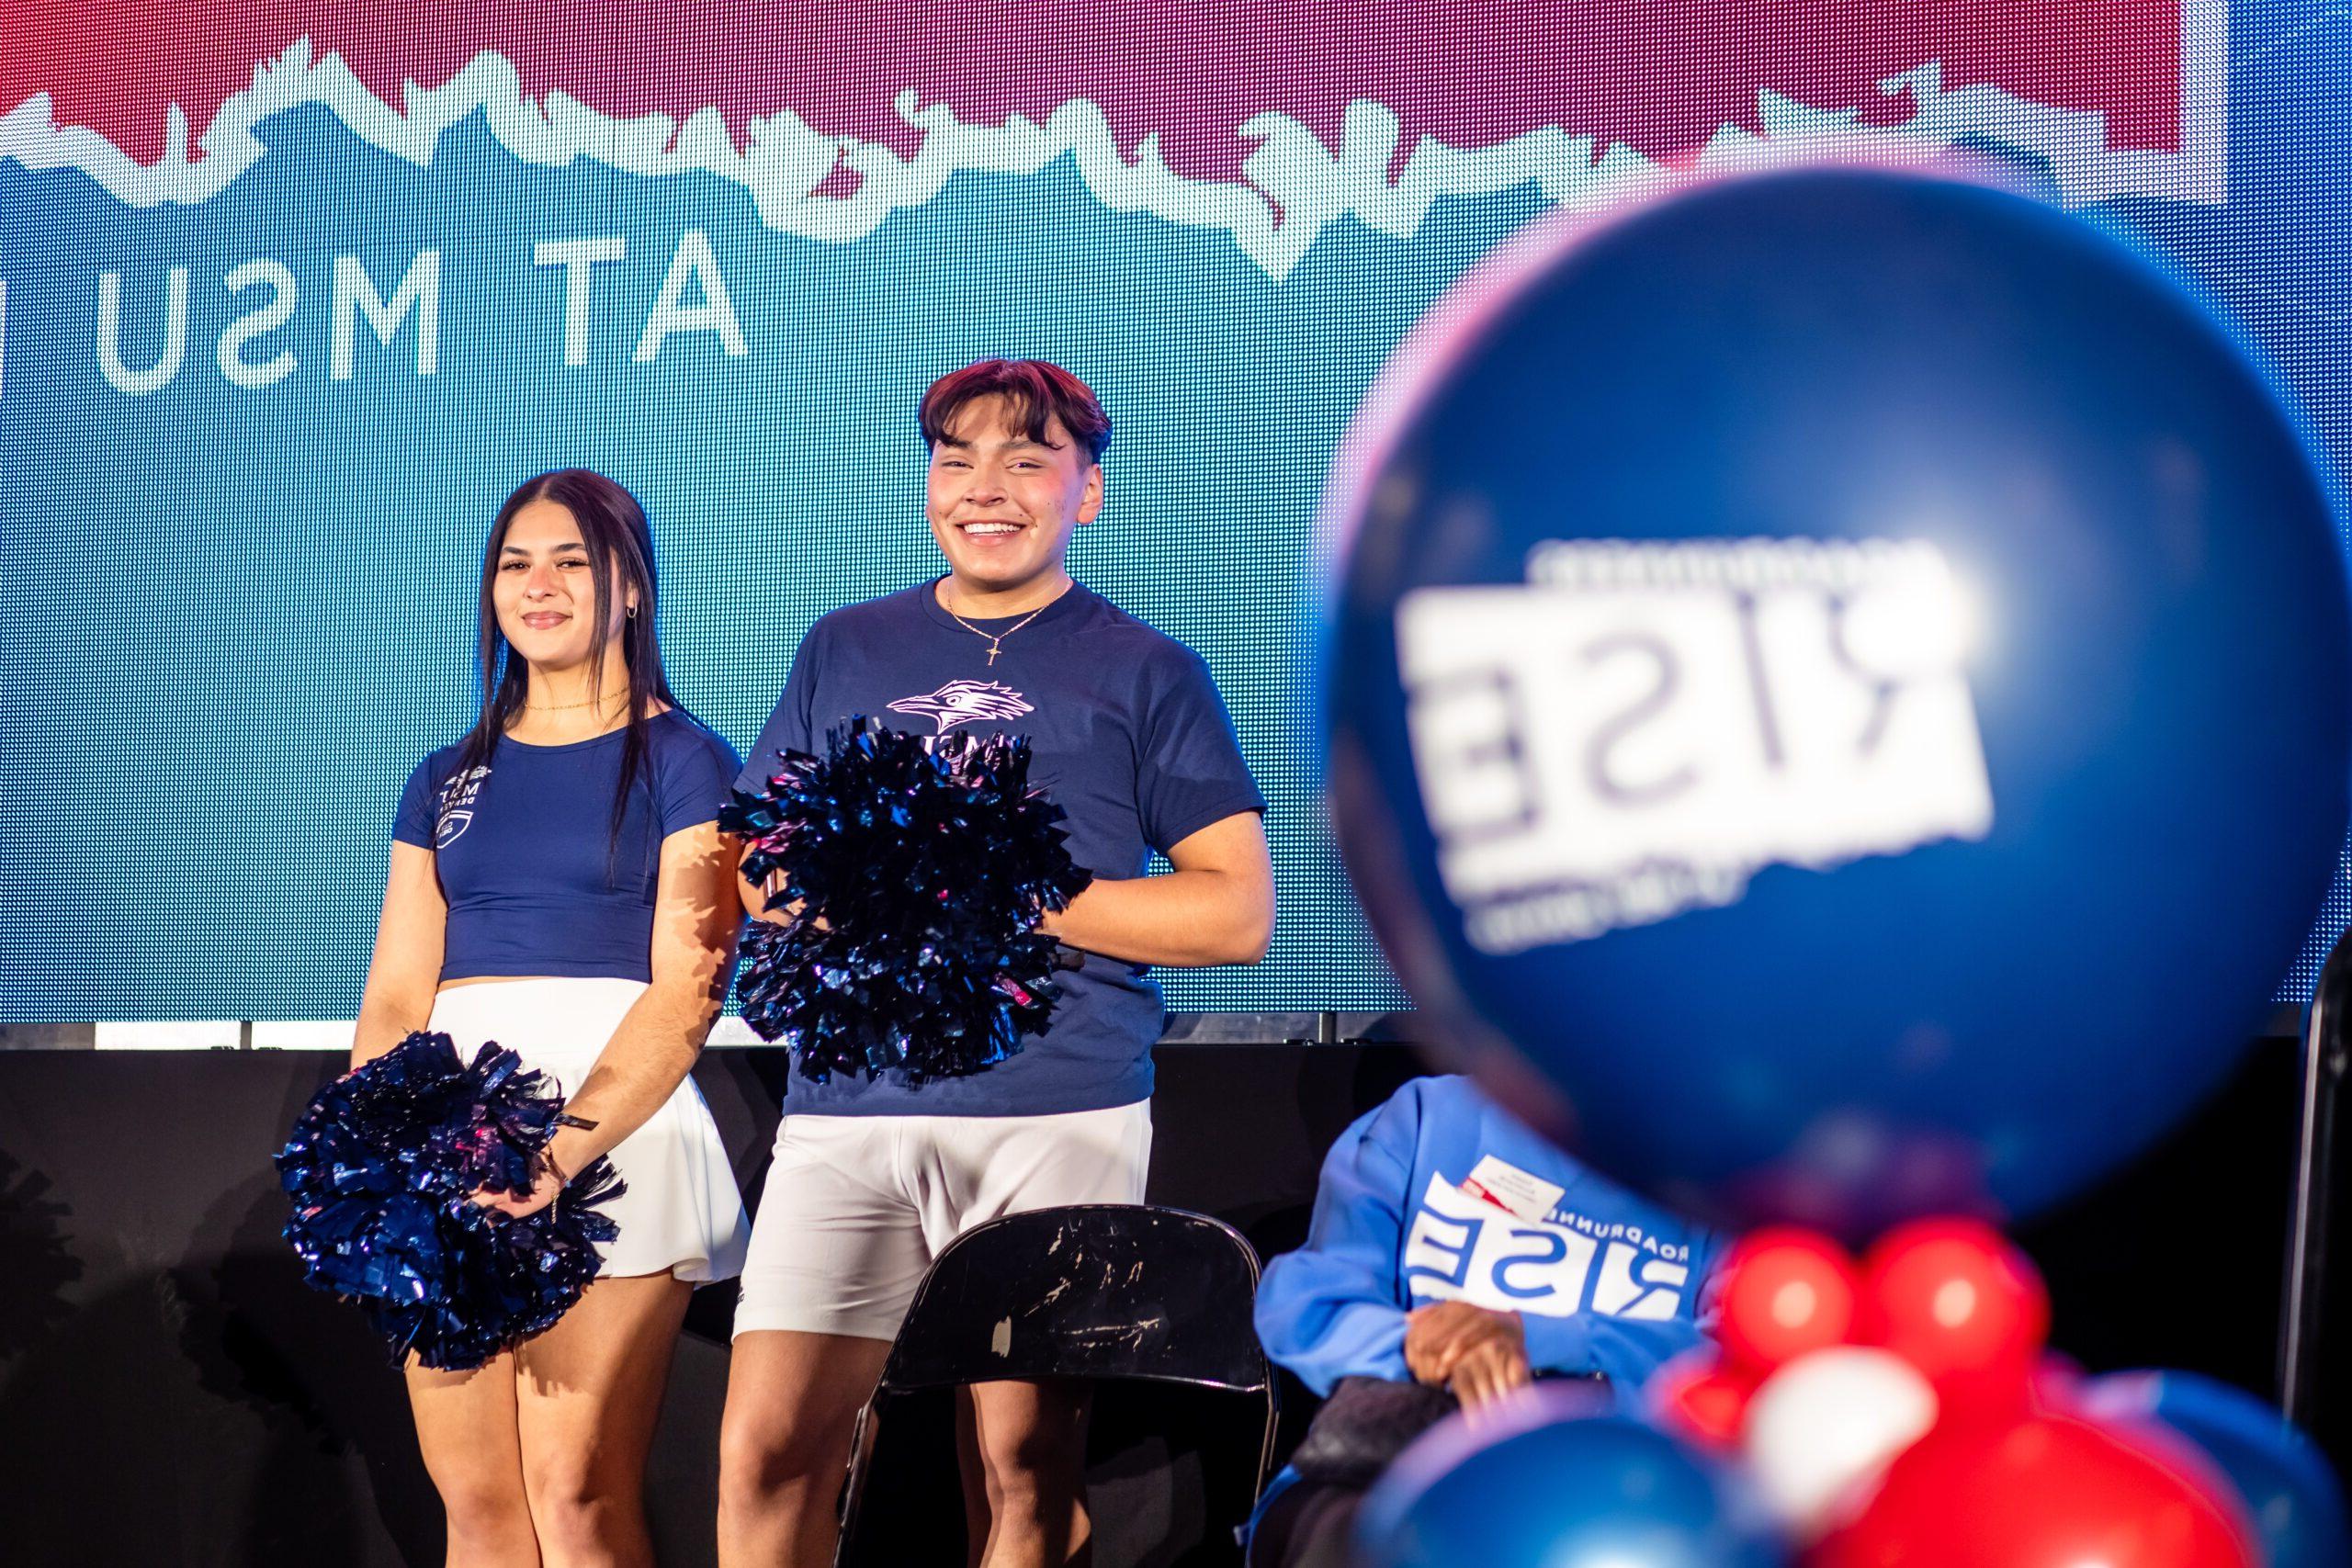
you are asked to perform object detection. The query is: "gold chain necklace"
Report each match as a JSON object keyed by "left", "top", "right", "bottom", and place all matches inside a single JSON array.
[
  {"left": 942, "top": 589, "right": 1047, "bottom": 667},
  {"left": 524, "top": 693, "right": 628, "bottom": 711}
]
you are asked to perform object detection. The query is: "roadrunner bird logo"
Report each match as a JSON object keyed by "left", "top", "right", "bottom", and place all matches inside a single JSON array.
[{"left": 887, "top": 680, "right": 1036, "bottom": 734}]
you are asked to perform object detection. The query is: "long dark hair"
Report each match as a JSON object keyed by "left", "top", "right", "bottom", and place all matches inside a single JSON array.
[{"left": 452, "top": 468, "right": 675, "bottom": 879}]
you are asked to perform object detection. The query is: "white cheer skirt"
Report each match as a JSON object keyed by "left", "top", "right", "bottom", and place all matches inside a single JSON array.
[{"left": 427, "top": 977, "right": 750, "bottom": 1283}]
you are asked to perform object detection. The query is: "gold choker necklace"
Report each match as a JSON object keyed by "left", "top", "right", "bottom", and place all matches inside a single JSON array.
[{"left": 524, "top": 694, "right": 628, "bottom": 712}]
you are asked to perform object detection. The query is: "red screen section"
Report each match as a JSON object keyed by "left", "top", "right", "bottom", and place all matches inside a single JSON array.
[{"left": 8, "top": 0, "right": 2186, "bottom": 175}]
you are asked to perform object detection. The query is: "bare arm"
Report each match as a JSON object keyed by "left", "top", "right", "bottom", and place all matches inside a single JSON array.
[
  {"left": 349, "top": 841, "right": 447, "bottom": 1070},
  {"left": 1037, "top": 810, "right": 1273, "bottom": 968},
  {"left": 737, "top": 858, "right": 786, "bottom": 925},
  {"left": 735, "top": 811, "right": 1272, "bottom": 968},
  {"left": 519, "top": 822, "right": 742, "bottom": 1198}
]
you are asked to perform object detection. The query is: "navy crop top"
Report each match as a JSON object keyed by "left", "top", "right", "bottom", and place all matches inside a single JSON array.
[{"left": 392, "top": 710, "right": 742, "bottom": 984}]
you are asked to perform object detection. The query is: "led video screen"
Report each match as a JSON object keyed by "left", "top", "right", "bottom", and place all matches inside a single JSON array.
[{"left": 5, "top": 0, "right": 2345, "bottom": 1021}]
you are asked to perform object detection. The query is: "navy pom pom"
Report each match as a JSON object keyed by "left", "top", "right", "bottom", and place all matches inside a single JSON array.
[
  {"left": 721, "top": 718, "right": 1092, "bottom": 1086},
  {"left": 277, "top": 1032, "right": 625, "bottom": 1371}
]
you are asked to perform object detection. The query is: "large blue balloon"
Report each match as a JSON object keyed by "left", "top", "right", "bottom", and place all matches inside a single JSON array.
[
  {"left": 1355, "top": 1385, "right": 1786, "bottom": 1568},
  {"left": 2081, "top": 1371, "right": 2350, "bottom": 1568},
  {"left": 1322, "top": 165, "right": 2351, "bottom": 1235}
]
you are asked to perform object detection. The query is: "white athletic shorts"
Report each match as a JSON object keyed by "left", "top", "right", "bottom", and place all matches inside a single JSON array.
[
  {"left": 732, "top": 1101, "right": 1153, "bottom": 1341},
  {"left": 427, "top": 976, "right": 752, "bottom": 1282}
]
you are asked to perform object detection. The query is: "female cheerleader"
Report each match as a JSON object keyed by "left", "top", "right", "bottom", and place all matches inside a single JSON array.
[{"left": 350, "top": 468, "right": 751, "bottom": 1567}]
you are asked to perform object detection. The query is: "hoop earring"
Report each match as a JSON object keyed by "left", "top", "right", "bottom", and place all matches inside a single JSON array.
[{"left": 627, "top": 604, "right": 639, "bottom": 619}]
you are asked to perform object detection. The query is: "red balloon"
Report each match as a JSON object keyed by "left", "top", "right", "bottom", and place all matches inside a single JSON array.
[
  {"left": 1718, "top": 1227, "right": 1859, "bottom": 1374},
  {"left": 1860, "top": 1219, "right": 2049, "bottom": 1399},
  {"left": 1649, "top": 1352, "right": 1755, "bottom": 1447},
  {"left": 1812, "top": 1407, "right": 2257, "bottom": 1567}
]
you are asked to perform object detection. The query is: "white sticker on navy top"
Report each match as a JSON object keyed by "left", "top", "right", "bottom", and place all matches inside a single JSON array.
[
  {"left": 1460, "top": 1155, "right": 1566, "bottom": 1224},
  {"left": 1401, "top": 1173, "right": 1690, "bottom": 1321}
]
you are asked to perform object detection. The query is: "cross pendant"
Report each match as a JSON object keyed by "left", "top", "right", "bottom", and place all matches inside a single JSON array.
[{"left": 986, "top": 641, "right": 1002, "bottom": 666}]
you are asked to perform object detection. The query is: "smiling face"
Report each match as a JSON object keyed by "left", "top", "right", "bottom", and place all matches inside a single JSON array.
[
  {"left": 491, "top": 497, "right": 634, "bottom": 672},
  {"left": 925, "top": 393, "right": 1103, "bottom": 603}
]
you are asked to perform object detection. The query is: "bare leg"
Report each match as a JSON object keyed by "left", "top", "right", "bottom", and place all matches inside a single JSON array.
[
  {"left": 956, "top": 1386, "right": 990, "bottom": 1568},
  {"left": 967, "top": 1379, "right": 1092, "bottom": 1568},
  {"left": 717, "top": 1329, "right": 893, "bottom": 1568},
  {"left": 513, "top": 1272, "right": 695, "bottom": 1568},
  {"left": 406, "top": 1349, "right": 541, "bottom": 1568}
]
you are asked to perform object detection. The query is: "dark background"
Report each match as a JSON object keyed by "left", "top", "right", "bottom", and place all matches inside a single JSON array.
[{"left": 0, "top": 1036, "right": 2336, "bottom": 1566}]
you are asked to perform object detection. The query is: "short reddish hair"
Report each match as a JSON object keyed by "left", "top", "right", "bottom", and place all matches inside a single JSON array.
[{"left": 919, "top": 359, "right": 1113, "bottom": 462}]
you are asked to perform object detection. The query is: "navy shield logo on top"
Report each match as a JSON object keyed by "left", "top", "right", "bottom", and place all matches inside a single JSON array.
[{"left": 1321, "top": 164, "right": 2352, "bottom": 1237}]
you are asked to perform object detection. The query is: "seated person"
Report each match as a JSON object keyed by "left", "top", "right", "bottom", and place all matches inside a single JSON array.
[{"left": 1247, "top": 1073, "right": 1724, "bottom": 1568}]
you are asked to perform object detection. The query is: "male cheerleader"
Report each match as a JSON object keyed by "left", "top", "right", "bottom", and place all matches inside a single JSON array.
[{"left": 718, "top": 359, "right": 1274, "bottom": 1568}]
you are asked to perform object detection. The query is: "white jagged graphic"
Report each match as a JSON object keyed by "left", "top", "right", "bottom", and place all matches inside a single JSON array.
[{"left": 0, "top": 28, "right": 2226, "bottom": 281}]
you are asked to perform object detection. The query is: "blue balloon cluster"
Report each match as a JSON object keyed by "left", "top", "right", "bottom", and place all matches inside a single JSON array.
[
  {"left": 277, "top": 1032, "right": 624, "bottom": 1370},
  {"left": 1356, "top": 1385, "right": 1786, "bottom": 1568},
  {"left": 1345, "top": 1365, "right": 2350, "bottom": 1567},
  {"left": 723, "top": 718, "right": 1092, "bottom": 1086}
]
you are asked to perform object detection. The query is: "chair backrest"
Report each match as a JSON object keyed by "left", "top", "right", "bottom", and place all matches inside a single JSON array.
[{"left": 879, "top": 1204, "right": 1272, "bottom": 1393}]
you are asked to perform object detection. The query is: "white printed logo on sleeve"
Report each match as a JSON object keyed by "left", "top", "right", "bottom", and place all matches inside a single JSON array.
[
  {"left": 1397, "top": 537, "right": 1994, "bottom": 953},
  {"left": 1401, "top": 1172, "right": 1691, "bottom": 1321}
]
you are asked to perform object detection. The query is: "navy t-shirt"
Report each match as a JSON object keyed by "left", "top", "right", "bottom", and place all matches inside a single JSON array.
[
  {"left": 394, "top": 710, "right": 742, "bottom": 984},
  {"left": 737, "top": 579, "right": 1267, "bottom": 1115}
]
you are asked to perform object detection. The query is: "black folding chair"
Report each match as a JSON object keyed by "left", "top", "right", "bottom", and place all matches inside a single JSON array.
[{"left": 837, "top": 1204, "right": 1278, "bottom": 1567}]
